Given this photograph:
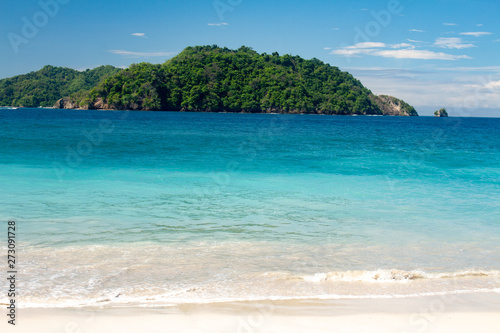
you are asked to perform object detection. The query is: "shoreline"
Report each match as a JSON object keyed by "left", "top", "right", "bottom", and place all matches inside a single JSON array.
[
  {"left": 10, "top": 292, "right": 500, "bottom": 332},
  {"left": 0, "top": 106, "right": 472, "bottom": 117},
  {"left": 2, "top": 106, "right": 416, "bottom": 116}
]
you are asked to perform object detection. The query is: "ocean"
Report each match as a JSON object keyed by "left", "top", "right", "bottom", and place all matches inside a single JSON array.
[{"left": 1, "top": 108, "right": 499, "bottom": 308}]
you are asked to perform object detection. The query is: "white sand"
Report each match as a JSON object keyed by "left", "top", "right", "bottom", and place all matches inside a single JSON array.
[{"left": 8, "top": 292, "right": 500, "bottom": 333}]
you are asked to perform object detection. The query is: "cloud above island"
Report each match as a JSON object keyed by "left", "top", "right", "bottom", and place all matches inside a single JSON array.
[
  {"left": 131, "top": 33, "right": 147, "bottom": 38},
  {"left": 331, "top": 42, "right": 471, "bottom": 60},
  {"left": 107, "top": 50, "right": 177, "bottom": 57},
  {"left": 346, "top": 66, "right": 500, "bottom": 111}
]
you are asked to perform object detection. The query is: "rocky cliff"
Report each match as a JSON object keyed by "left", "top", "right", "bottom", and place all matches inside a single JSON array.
[{"left": 371, "top": 94, "right": 418, "bottom": 116}]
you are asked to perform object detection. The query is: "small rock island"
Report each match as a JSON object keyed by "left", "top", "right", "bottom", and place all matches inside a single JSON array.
[{"left": 434, "top": 108, "right": 448, "bottom": 117}]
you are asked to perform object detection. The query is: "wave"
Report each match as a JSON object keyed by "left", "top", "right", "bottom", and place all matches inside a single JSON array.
[
  {"left": 3, "top": 268, "right": 499, "bottom": 309},
  {"left": 11, "top": 287, "right": 500, "bottom": 309},
  {"left": 296, "top": 269, "right": 500, "bottom": 283}
]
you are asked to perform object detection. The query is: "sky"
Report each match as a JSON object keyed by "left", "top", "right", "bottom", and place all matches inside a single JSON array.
[{"left": 1, "top": 0, "right": 499, "bottom": 116}]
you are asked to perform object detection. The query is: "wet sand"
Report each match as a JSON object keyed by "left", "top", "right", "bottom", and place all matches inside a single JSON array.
[{"left": 10, "top": 291, "right": 500, "bottom": 332}]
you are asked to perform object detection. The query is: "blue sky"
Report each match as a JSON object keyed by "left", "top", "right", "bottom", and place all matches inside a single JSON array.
[{"left": 1, "top": 0, "right": 499, "bottom": 116}]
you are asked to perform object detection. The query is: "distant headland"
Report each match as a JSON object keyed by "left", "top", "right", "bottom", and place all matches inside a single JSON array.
[{"left": 0, "top": 45, "right": 418, "bottom": 116}]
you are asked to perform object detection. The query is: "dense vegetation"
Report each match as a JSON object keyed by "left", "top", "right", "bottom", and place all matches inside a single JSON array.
[
  {"left": 82, "top": 45, "right": 382, "bottom": 114},
  {"left": 0, "top": 65, "right": 121, "bottom": 107},
  {"left": 0, "top": 45, "right": 418, "bottom": 115}
]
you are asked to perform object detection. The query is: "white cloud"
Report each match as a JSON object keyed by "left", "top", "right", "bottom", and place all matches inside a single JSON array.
[
  {"left": 435, "top": 66, "right": 500, "bottom": 73},
  {"left": 331, "top": 42, "right": 470, "bottom": 60},
  {"left": 350, "top": 42, "right": 386, "bottom": 48},
  {"left": 208, "top": 22, "right": 229, "bottom": 26},
  {"left": 443, "top": 23, "right": 457, "bottom": 26},
  {"left": 347, "top": 67, "right": 500, "bottom": 111},
  {"left": 390, "top": 43, "right": 414, "bottom": 49},
  {"left": 434, "top": 37, "right": 476, "bottom": 49},
  {"left": 107, "top": 50, "right": 177, "bottom": 57},
  {"left": 332, "top": 48, "right": 374, "bottom": 56},
  {"left": 330, "top": 42, "right": 386, "bottom": 56},
  {"left": 410, "top": 29, "right": 425, "bottom": 33},
  {"left": 460, "top": 31, "right": 493, "bottom": 37},
  {"left": 373, "top": 49, "right": 470, "bottom": 60},
  {"left": 463, "top": 77, "right": 500, "bottom": 93},
  {"left": 131, "top": 33, "right": 146, "bottom": 37},
  {"left": 484, "top": 80, "right": 500, "bottom": 89},
  {"left": 324, "top": 47, "right": 332, "bottom": 50},
  {"left": 332, "top": 28, "right": 340, "bottom": 31},
  {"left": 407, "top": 39, "right": 423, "bottom": 43},
  {"left": 476, "top": 24, "right": 484, "bottom": 27}
]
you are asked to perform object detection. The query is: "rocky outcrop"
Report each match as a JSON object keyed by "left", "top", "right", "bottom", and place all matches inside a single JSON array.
[
  {"left": 53, "top": 97, "right": 79, "bottom": 109},
  {"left": 53, "top": 97, "right": 112, "bottom": 110},
  {"left": 91, "top": 98, "right": 113, "bottom": 110},
  {"left": 371, "top": 94, "right": 418, "bottom": 116},
  {"left": 434, "top": 108, "right": 448, "bottom": 117}
]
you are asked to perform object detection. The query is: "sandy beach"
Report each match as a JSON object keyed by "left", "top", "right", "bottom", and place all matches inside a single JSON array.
[{"left": 8, "top": 292, "right": 500, "bottom": 333}]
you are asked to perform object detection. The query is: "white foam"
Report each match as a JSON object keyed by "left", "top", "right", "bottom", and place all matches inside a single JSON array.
[
  {"left": 299, "top": 269, "right": 500, "bottom": 283},
  {"left": 10, "top": 287, "right": 500, "bottom": 309}
]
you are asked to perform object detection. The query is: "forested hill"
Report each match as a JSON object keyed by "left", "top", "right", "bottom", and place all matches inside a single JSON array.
[
  {"left": 75, "top": 45, "right": 387, "bottom": 115},
  {"left": 0, "top": 45, "right": 418, "bottom": 116},
  {"left": 77, "top": 45, "right": 417, "bottom": 115},
  {"left": 0, "top": 65, "right": 121, "bottom": 107}
]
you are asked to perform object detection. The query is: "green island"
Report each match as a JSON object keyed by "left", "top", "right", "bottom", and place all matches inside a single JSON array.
[
  {"left": 0, "top": 45, "right": 418, "bottom": 116},
  {"left": 0, "top": 65, "right": 120, "bottom": 108}
]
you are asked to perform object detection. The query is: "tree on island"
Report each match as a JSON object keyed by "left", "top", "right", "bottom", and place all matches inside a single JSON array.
[{"left": 434, "top": 108, "right": 448, "bottom": 117}]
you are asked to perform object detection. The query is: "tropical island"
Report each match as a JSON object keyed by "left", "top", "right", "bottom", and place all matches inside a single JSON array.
[
  {"left": 0, "top": 45, "right": 418, "bottom": 116},
  {"left": 434, "top": 108, "right": 448, "bottom": 117}
]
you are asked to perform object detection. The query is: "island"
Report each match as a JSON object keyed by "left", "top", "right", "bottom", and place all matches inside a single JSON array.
[
  {"left": 434, "top": 108, "right": 448, "bottom": 117},
  {"left": 0, "top": 45, "right": 418, "bottom": 116},
  {"left": 0, "top": 65, "right": 120, "bottom": 108}
]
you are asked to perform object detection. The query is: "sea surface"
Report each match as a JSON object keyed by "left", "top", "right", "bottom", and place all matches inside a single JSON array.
[{"left": 0, "top": 108, "right": 499, "bottom": 307}]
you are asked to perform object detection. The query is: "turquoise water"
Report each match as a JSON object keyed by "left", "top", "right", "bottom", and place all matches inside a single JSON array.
[{"left": 0, "top": 109, "right": 499, "bottom": 307}]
